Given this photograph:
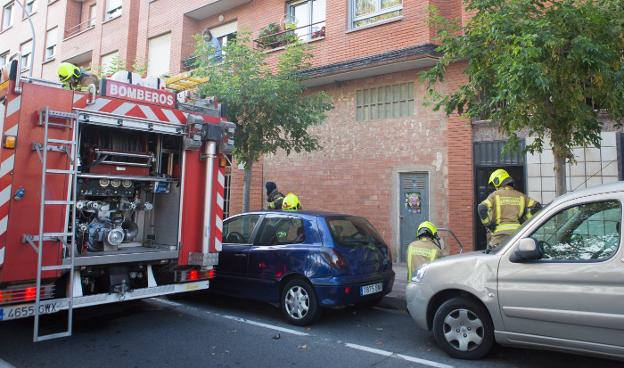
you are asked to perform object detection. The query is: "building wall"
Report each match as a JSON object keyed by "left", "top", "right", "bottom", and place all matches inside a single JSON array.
[
  {"left": 262, "top": 67, "right": 459, "bottom": 258},
  {"left": 0, "top": 0, "right": 66, "bottom": 79},
  {"left": 527, "top": 132, "right": 622, "bottom": 204}
]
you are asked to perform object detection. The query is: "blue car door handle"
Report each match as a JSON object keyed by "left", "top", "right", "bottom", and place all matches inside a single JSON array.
[{"left": 234, "top": 254, "right": 248, "bottom": 257}]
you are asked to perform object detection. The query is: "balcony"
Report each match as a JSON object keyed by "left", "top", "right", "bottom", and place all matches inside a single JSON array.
[
  {"left": 254, "top": 21, "right": 325, "bottom": 50},
  {"left": 185, "top": 0, "right": 251, "bottom": 20},
  {"left": 64, "top": 17, "right": 95, "bottom": 39}
]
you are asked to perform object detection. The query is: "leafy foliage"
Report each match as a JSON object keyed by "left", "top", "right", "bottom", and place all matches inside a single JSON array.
[
  {"left": 423, "top": 0, "right": 624, "bottom": 164},
  {"left": 192, "top": 32, "right": 333, "bottom": 169}
]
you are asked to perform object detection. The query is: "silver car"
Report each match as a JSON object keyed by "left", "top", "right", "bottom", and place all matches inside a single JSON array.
[{"left": 406, "top": 182, "right": 624, "bottom": 361}]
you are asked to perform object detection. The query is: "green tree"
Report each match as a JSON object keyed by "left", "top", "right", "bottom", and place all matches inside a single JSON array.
[
  {"left": 193, "top": 33, "right": 333, "bottom": 211},
  {"left": 423, "top": 0, "right": 624, "bottom": 196}
]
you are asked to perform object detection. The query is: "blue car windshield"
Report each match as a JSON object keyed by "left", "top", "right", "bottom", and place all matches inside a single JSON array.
[{"left": 326, "top": 216, "right": 385, "bottom": 247}]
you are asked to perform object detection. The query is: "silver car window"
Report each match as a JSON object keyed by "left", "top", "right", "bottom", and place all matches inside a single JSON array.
[{"left": 530, "top": 200, "right": 621, "bottom": 262}]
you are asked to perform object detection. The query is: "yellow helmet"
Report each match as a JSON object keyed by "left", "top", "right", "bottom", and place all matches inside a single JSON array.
[
  {"left": 488, "top": 168, "right": 513, "bottom": 189},
  {"left": 282, "top": 193, "right": 301, "bottom": 211},
  {"left": 417, "top": 221, "right": 438, "bottom": 239},
  {"left": 57, "top": 62, "right": 81, "bottom": 82}
]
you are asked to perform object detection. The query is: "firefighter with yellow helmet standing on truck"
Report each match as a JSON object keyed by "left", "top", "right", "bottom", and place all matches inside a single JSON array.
[{"left": 478, "top": 169, "right": 541, "bottom": 249}]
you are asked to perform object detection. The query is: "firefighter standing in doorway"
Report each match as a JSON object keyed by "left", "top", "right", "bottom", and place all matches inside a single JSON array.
[
  {"left": 478, "top": 169, "right": 542, "bottom": 250},
  {"left": 406, "top": 221, "right": 448, "bottom": 280},
  {"left": 266, "top": 182, "right": 285, "bottom": 210}
]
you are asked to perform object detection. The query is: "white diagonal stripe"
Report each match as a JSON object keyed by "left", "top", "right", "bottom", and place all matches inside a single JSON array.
[
  {"left": 0, "top": 155, "right": 15, "bottom": 177},
  {"left": 73, "top": 93, "right": 84, "bottom": 103},
  {"left": 6, "top": 96, "right": 21, "bottom": 117},
  {"left": 214, "top": 238, "right": 222, "bottom": 252},
  {"left": 4, "top": 124, "right": 18, "bottom": 137},
  {"left": 0, "top": 103, "right": 5, "bottom": 133},
  {"left": 216, "top": 193, "right": 224, "bottom": 209},
  {"left": 139, "top": 105, "right": 158, "bottom": 121},
  {"left": 0, "top": 216, "right": 7, "bottom": 235},
  {"left": 215, "top": 216, "right": 223, "bottom": 232},
  {"left": 112, "top": 102, "right": 135, "bottom": 116},
  {"left": 162, "top": 109, "right": 181, "bottom": 124},
  {"left": 0, "top": 246, "right": 4, "bottom": 266},
  {"left": 87, "top": 97, "right": 112, "bottom": 111},
  {"left": 0, "top": 185, "right": 11, "bottom": 207},
  {"left": 217, "top": 170, "right": 225, "bottom": 186}
]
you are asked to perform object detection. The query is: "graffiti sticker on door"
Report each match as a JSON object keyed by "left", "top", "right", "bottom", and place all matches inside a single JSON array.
[{"left": 405, "top": 192, "right": 422, "bottom": 214}]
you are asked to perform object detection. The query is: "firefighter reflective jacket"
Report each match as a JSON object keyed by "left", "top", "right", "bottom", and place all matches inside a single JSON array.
[
  {"left": 478, "top": 186, "right": 541, "bottom": 246},
  {"left": 406, "top": 238, "right": 447, "bottom": 280},
  {"left": 267, "top": 189, "right": 285, "bottom": 210}
]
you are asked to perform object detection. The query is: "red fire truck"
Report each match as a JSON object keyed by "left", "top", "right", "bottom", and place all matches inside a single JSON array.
[{"left": 0, "top": 59, "right": 233, "bottom": 341}]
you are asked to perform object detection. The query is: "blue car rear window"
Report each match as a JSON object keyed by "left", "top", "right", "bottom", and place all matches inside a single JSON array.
[{"left": 326, "top": 216, "right": 385, "bottom": 247}]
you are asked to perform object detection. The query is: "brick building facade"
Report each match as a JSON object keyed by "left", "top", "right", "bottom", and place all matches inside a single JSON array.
[{"left": 1, "top": 0, "right": 620, "bottom": 260}]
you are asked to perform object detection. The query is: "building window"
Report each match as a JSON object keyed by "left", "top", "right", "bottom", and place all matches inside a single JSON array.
[
  {"left": 105, "top": 0, "right": 122, "bottom": 20},
  {"left": 147, "top": 32, "right": 171, "bottom": 77},
  {"left": 20, "top": 40, "right": 32, "bottom": 70},
  {"left": 0, "top": 51, "right": 8, "bottom": 67},
  {"left": 287, "top": 0, "right": 325, "bottom": 41},
  {"left": 356, "top": 82, "right": 414, "bottom": 121},
  {"left": 350, "top": 0, "right": 402, "bottom": 29},
  {"left": 2, "top": 2, "right": 13, "bottom": 31},
  {"left": 211, "top": 21, "right": 237, "bottom": 53},
  {"left": 45, "top": 27, "right": 57, "bottom": 60},
  {"left": 100, "top": 50, "right": 119, "bottom": 75},
  {"left": 23, "top": 0, "right": 36, "bottom": 17},
  {"left": 89, "top": 4, "right": 97, "bottom": 27}
]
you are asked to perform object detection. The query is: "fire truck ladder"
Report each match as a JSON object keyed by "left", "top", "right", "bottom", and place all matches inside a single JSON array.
[{"left": 29, "top": 108, "right": 79, "bottom": 341}]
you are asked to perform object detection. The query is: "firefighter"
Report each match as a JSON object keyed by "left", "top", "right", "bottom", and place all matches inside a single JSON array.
[
  {"left": 57, "top": 62, "right": 99, "bottom": 91},
  {"left": 266, "top": 181, "right": 285, "bottom": 210},
  {"left": 407, "top": 221, "right": 447, "bottom": 281},
  {"left": 478, "top": 169, "right": 541, "bottom": 249},
  {"left": 281, "top": 193, "right": 301, "bottom": 211}
]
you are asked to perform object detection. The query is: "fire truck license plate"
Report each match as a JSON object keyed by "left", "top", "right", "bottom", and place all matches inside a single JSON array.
[
  {"left": 0, "top": 301, "right": 64, "bottom": 321},
  {"left": 360, "top": 282, "right": 383, "bottom": 296}
]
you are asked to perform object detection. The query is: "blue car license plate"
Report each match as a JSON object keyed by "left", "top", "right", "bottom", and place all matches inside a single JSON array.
[{"left": 360, "top": 282, "right": 383, "bottom": 296}]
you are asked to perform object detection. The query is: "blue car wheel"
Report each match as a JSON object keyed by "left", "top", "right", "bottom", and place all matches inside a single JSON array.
[{"left": 281, "top": 279, "right": 320, "bottom": 326}]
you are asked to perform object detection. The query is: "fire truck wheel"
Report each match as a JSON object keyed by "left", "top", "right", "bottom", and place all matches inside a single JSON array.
[{"left": 281, "top": 278, "right": 320, "bottom": 326}]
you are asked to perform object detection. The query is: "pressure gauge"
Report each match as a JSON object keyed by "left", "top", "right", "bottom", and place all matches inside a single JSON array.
[
  {"left": 110, "top": 179, "right": 121, "bottom": 188},
  {"left": 99, "top": 178, "right": 110, "bottom": 187},
  {"left": 122, "top": 180, "right": 132, "bottom": 188}
]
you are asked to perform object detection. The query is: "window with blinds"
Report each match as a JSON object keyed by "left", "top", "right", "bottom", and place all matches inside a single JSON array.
[{"left": 356, "top": 82, "right": 414, "bottom": 121}]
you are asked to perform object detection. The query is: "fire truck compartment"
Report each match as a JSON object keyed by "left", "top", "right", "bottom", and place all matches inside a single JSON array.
[{"left": 72, "top": 123, "right": 184, "bottom": 264}]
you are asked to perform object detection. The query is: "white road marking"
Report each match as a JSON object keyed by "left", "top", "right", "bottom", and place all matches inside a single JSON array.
[
  {"left": 153, "top": 298, "right": 183, "bottom": 307},
  {"left": 345, "top": 343, "right": 454, "bottom": 368},
  {"left": 222, "top": 315, "right": 310, "bottom": 336}
]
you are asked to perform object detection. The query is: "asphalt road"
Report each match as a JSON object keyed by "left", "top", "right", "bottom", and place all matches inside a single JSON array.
[{"left": 0, "top": 293, "right": 620, "bottom": 368}]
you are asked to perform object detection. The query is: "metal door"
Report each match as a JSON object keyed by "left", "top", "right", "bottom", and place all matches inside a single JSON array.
[
  {"left": 399, "top": 173, "right": 429, "bottom": 261},
  {"left": 474, "top": 140, "right": 526, "bottom": 250}
]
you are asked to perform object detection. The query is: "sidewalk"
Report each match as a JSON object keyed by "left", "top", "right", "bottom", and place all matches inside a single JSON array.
[{"left": 379, "top": 262, "right": 407, "bottom": 311}]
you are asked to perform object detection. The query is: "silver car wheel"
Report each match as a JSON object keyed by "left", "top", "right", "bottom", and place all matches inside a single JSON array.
[
  {"left": 284, "top": 285, "right": 310, "bottom": 320},
  {"left": 442, "top": 308, "right": 484, "bottom": 352}
]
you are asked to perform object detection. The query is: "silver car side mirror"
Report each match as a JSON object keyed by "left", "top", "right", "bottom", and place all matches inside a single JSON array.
[{"left": 510, "top": 238, "right": 543, "bottom": 263}]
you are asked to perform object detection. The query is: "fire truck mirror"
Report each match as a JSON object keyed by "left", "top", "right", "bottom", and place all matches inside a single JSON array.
[{"left": 218, "top": 121, "right": 236, "bottom": 154}]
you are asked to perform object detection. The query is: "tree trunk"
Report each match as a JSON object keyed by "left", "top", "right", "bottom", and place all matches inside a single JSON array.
[
  {"left": 242, "top": 161, "right": 253, "bottom": 213},
  {"left": 553, "top": 149, "right": 567, "bottom": 197}
]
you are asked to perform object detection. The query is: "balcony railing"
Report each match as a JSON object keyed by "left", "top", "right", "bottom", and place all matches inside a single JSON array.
[
  {"left": 64, "top": 18, "right": 95, "bottom": 39},
  {"left": 254, "top": 21, "right": 325, "bottom": 50}
]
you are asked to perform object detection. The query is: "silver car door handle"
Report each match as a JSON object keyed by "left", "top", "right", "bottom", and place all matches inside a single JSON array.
[{"left": 234, "top": 254, "right": 247, "bottom": 257}]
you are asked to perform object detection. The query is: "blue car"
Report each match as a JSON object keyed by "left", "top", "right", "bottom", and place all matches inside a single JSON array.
[{"left": 211, "top": 211, "right": 395, "bottom": 326}]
